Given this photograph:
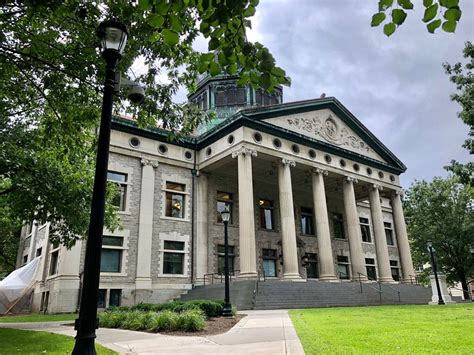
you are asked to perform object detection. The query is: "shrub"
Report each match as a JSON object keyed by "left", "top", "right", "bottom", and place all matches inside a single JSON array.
[
  {"left": 99, "top": 310, "right": 127, "bottom": 328},
  {"left": 122, "top": 310, "right": 147, "bottom": 330},
  {"left": 176, "top": 309, "right": 206, "bottom": 332},
  {"left": 127, "top": 300, "right": 224, "bottom": 318},
  {"left": 148, "top": 310, "right": 178, "bottom": 332}
]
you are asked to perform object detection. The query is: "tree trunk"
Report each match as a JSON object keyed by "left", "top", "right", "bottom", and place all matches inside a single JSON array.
[{"left": 458, "top": 269, "right": 470, "bottom": 301}]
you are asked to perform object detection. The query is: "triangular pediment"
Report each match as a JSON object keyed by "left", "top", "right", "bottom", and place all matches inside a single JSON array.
[{"left": 262, "top": 108, "right": 386, "bottom": 162}]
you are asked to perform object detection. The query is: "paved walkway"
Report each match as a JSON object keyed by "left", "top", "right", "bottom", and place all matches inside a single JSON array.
[{"left": 0, "top": 310, "right": 305, "bottom": 354}]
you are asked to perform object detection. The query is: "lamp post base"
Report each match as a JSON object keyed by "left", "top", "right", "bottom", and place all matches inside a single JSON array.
[{"left": 222, "top": 303, "right": 233, "bottom": 317}]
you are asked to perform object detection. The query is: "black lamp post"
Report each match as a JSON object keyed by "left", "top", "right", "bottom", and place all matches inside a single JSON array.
[
  {"left": 427, "top": 240, "right": 445, "bottom": 305},
  {"left": 72, "top": 20, "right": 128, "bottom": 355},
  {"left": 220, "top": 207, "right": 232, "bottom": 317}
]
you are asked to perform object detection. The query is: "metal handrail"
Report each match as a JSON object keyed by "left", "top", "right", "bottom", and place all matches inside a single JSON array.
[
  {"left": 358, "top": 272, "right": 382, "bottom": 304},
  {"left": 381, "top": 283, "right": 401, "bottom": 303}
]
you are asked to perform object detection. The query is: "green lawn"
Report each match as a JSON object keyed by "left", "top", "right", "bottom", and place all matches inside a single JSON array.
[
  {"left": 0, "top": 328, "right": 116, "bottom": 354},
  {"left": 0, "top": 313, "right": 77, "bottom": 323},
  {"left": 289, "top": 304, "right": 474, "bottom": 354}
]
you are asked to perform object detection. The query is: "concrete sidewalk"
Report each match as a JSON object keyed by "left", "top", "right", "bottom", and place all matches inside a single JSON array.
[{"left": 0, "top": 310, "right": 305, "bottom": 354}]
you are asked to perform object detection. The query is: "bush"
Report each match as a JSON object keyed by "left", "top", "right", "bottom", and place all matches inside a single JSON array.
[
  {"left": 176, "top": 309, "right": 206, "bottom": 332},
  {"left": 122, "top": 310, "right": 149, "bottom": 330},
  {"left": 148, "top": 310, "right": 178, "bottom": 332},
  {"left": 99, "top": 310, "right": 127, "bottom": 328},
  {"left": 125, "top": 300, "right": 224, "bottom": 318}
]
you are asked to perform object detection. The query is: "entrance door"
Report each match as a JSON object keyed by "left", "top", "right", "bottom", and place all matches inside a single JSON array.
[{"left": 262, "top": 249, "right": 277, "bottom": 277}]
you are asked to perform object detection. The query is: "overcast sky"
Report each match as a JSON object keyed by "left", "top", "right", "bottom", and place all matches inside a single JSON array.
[
  {"left": 175, "top": 0, "right": 473, "bottom": 188},
  {"left": 249, "top": 0, "right": 473, "bottom": 188}
]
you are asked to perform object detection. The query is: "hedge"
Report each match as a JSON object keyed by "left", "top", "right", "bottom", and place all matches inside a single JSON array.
[{"left": 114, "top": 300, "right": 225, "bottom": 318}]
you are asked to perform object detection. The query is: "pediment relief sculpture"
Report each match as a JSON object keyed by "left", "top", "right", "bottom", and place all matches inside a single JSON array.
[{"left": 287, "top": 114, "right": 374, "bottom": 154}]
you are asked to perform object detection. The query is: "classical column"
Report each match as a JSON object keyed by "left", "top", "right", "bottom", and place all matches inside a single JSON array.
[
  {"left": 312, "top": 168, "right": 337, "bottom": 281},
  {"left": 342, "top": 177, "right": 367, "bottom": 281},
  {"left": 390, "top": 191, "right": 415, "bottom": 283},
  {"left": 232, "top": 146, "right": 257, "bottom": 278},
  {"left": 278, "top": 159, "right": 301, "bottom": 280},
  {"left": 368, "top": 184, "right": 393, "bottom": 283},
  {"left": 135, "top": 158, "right": 159, "bottom": 289},
  {"left": 195, "top": 173, "right": 209, "bottom": 280}
]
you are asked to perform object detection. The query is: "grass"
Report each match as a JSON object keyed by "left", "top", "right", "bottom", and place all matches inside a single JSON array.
[
  {"left": 0, "top": 328, "right": 117, "bottom": 354},
  {"left": 289, "top": 304, "right": 474, "bottom": 354},
  {"left": 0, "top": 313, "right": 77, "bottom": 323}
]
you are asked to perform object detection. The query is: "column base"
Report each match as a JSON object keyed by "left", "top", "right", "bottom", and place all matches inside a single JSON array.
[
  {"left": 319, "top": 274, "right": 339, "bottom": 282},
  {"left": 135, "top": 277, "right": 152, "bottom": 290},
  {"left": 352, "top": 276, "right": 368, "bottom": 282},
  {"left": 378, "top": 277, "right": 396, "bottom": 284},
  {"left": 282, "top": 273, "right": 303, "bottom": 281},
  {"left": 238, "top": 272, "right": 258, "bottom": 280}
]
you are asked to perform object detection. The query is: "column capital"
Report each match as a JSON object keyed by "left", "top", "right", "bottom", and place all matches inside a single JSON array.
[
  {"left": 141, "top": 158, "right": 159, "bottom": 168},
  {"left": 281, "top": 158, "right": 296, "bottom": 168},
  {"left": 312, "top": 167, "right": 328, "bottom": 176},
  {"left": 371, "top": 183, "right": 383, "bottom": 191},
  {"left": 231, "top": 145, "right": 257, "bottom": 158},
  {"left": 392, "top": 189, "right": 404, "bottom": 197},
  {"left": 345, "top": 176, "right": 358, "bottom": 184}
]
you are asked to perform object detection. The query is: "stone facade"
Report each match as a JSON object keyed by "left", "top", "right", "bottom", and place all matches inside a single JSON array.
[{"left": 16, "top": 77, "right": 415, "bottom": 313}]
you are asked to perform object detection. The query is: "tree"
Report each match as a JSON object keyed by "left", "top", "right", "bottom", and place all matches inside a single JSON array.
[
  {"left": 443, "top": 41, "right": 474, "bottom": 154},
  {"left": 0, "top": 1, "right": 289, "bottom": 247},
  {"left": 371, "top": 0, "right": 463, "bottom": 36},
  {"left": 403, "top": 176, "right": 474, "bottom": 300}
]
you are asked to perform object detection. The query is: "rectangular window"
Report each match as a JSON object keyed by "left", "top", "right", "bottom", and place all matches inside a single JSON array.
[
  {"left": 217, "top": 191, "right": 233, "bottom": 223},
  {"left": 305, "top": 253, "right": 319, "bottom": 278},
  {"left": 262, "top": 249, "right": 277, "bottom": 277},
  {"left": 36, "top": 248, "right": 42, "bottom": 257},
  {"left": 333, "top": 213, "right": 345, "bottom": 239},
  {"left": 217, "top": 245, "right": 235, "bottom": 275},
  {"left": 109, "top": 289, "right": 122, "bottom": 307},
  {"left": 165, "top": 182, "right": 185, "bottom": 218},
  {"left": 390, "top": 260, "right": 400, "bottom": 281},
  {"left": 337, "top": 255, "right": 350, "bottom": 279},
  {"left": 40, "top": 291, "right": 49, "bottom": 312},
  {"left": 163, "top": 241, "right": 185, "bottom": 274},
  {"left": 97, "top": 289, "right": 106, "bottom": 308},
  {"left": 300, "top": 207, "right": 314, "bottom": 235},
  {"left": 107, "top": 171, "right": 127, "bottom": 211},
  {"left": 49, "top": 250, "right": 59, "bottom": 275},
  {"left": 259, "top": 199, "right": 275, "bottom": 230},
  {"left": 384, "top": 222, "right": 394, "bottom": 245},
  {"left": 23, "top": 255, "right": 28, "bottom": 265},
  {"left": 366, "top": 258, "right": 377, "bottom": 280},
  {"left": 100, "top": 236, "right": 124, "bottom": 273},
  {"left": 360, "top": 217, "right": 372, "bottom": 243}
]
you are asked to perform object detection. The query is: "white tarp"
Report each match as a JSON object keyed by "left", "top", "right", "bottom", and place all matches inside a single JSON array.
[{"left": 0, "top": 257, "right": 40, "bottom": 314}]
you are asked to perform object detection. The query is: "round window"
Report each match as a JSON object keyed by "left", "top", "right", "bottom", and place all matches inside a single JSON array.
[
  {"left": 325, "top": 154, "right": 332, "bottom": 164},
  {"left": 390, "top": 174, "right": 395, "bottom": 182},
  {"left": 184, "top": 151, "right": 193, "bottom": 160},
  {"left": 227, "top": 135, "right": 234, "bottom": 145},
  {"left": 206, "top": 147, "right": 212, "bottom": 156},
  {"left": 339, "top": 159, "right": 346, "bottom": 168},
  {"left": 366, "top": 167, "right": 372, "bottom": 175},
  {"left": 308, "top": 149, "right": 316, "bottom": 159},
  {"left": 273, "top": 138, "right": 282, "bottom": 149},
  {"left": 158, "top": 144, "right": 168, "bottom": 154},
  {"left": 378, "top": 171, "right": 385, "bottom": 179},
  {"left": 253, "top": 132, "right": 263, "bottom": 143},
  {"left": 291, "top": 144, "right": 300, "bottom": 154},
  {"left": 353, "top": 163, "right": 360, "bottom": 172},
  {"left": 129, "top": 137, "right": 140, "bottom": 148}
]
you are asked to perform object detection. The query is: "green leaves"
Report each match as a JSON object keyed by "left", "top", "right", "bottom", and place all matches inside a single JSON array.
[
  {"left": 371, "top": 12, "right": 386, "bottom": 27},
  {"left": 148, "top": 14, "right": 165, "bottom": 28},
  {"left": 162, "top": 29, "right": 179, "bottom": 46},
  {"left": 383, "top": 22, "right": 396, "bottom": 36},
  {"left": 392, "top": 9, "right": 407, "bottom": 25},
  {"left": 427, "top": 19, "right": 442, "bottom": 33},
  {"left": 373, "top": 0, "right": 464, "bottom": 35},
  {"left": 423, "top": 3, "right": 438, "bottom": 22}
]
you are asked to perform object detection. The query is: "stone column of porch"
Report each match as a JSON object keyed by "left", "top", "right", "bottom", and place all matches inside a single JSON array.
[
  {"left": 278, "top": 159, "right": 301, "bottom": 280},
  {"left": 195, "top": 173, "right": 209, "bottom": 280},
  {"left": 232, "top": 146, "right": 258, "bottom": 278},
  {"left": 390, "top": 190, "right": 415, "bottom": 283},
  {"left": 368, "top": 184, "right": 393, "bottom": 283},
  {"left": 312, "top": 168, "right": 337, "bottom": 281},
  {"left": 342, "top": 177, "right": 367, "bottom": 281},
  {"left": 135, "top": 158, "right": 159, "bottom": 290}
]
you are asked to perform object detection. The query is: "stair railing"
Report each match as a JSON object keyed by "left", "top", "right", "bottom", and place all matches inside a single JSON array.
[
  {"left": 381, "top": 283, "right": 401, "bottom": 303},
  {"left": 358, "top": 272, "right": 383, "bottom": 304}
]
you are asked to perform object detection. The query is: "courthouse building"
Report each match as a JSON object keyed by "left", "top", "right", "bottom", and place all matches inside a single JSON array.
[{"left": 17, "top": 74, "right": 415, "bottom": 313}]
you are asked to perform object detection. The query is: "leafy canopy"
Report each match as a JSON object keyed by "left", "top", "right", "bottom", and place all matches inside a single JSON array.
[
  {"left": 371, "top": 0, "right": 463, "bottom": 36},
  {"left": 0, "top": 0, "right": 289, "bottom": 248},
  {"left": 403, "top": 175, "right": 473, "bottom": 298}
]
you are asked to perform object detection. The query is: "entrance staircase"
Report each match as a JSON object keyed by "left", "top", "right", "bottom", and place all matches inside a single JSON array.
[{"left": 178, "top": 278, "right": 432, "bottom": 310}]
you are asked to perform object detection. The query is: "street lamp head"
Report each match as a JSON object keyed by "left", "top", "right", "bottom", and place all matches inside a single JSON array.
[
  {"left": 220, "top": 207, "right": 231, "bottom": 223},
  {"left": 97, "top": 20, "right": 128, "bottom": 55},
  {"left": 427, "top": 240, "right": 433, "bottom": 249}
]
